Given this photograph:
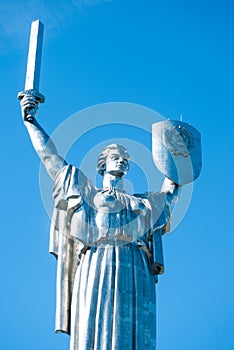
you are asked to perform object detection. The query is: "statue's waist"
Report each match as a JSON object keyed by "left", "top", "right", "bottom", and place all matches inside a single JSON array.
[
  {"left": 80, "top": 237, "right": 151, "bottom": 255},
  {"left": 72, "top": 233, "right": 135, "bottom": 247}
]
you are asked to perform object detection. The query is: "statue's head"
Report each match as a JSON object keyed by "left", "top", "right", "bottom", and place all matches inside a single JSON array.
[{"left": 97, "top": 144, "right": 130, "bottom": 177}]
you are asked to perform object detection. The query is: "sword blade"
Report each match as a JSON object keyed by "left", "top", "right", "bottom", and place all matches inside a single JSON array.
[{"left": 24, "top": 20, "right": 44, "bottom": 91}]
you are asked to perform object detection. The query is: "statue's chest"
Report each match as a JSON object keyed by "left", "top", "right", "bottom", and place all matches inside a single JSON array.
[{"left": 69, "top": 191, "right": 147, "bottom": 244}]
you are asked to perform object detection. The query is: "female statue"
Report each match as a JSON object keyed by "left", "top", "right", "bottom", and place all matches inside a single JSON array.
[{"left": 20, "top": 95, "right": 180, "bottom": 350}]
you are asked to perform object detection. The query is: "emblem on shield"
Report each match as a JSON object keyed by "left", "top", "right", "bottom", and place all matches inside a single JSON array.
[{"left": 152, "top": 120, "right": 202, "bottom": 185}]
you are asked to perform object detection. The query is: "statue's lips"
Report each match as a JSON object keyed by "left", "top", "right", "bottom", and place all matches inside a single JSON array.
[{"left": 116, "top": 164, "right": 125, "bottom": 170}]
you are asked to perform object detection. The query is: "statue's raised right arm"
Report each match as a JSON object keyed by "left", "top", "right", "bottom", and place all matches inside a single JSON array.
[{"left": 20, "top": 95, "right": 66, "bottom": 180}]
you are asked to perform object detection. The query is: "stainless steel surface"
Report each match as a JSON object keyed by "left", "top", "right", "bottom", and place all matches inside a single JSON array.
[
  {"left": 51, "top": 162, "right": 172, "bottom": 349},
  {"left": 25, "top": 20, "right": 44, "bottom": 91},
  {"left": 18, "top": 22, "right": 202, "bottom": 349},
  {"left": 19, "top": 110, "right": 180, "bottom": 349},
  {"left": 18, "top": 105, "right": 189, "bottom": 349},
  {"left": 152, "top": 120, "right": 202, "bottom": 185},
  {"left": 18, "top": 20, "right": 45, "bottom": 121}
]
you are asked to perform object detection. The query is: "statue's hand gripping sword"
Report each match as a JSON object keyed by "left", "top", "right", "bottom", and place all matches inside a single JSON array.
[{"left": 18, "top": 20, "right": 45, "bottom": 121}]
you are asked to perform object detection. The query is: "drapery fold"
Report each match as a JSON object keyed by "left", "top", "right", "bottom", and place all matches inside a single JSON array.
[{"left": 49, "top": 164, "right": 170, "bottom": 345}]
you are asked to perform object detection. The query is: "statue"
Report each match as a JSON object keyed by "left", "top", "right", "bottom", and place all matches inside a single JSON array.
[{"left": 18, "top": 20, "right": 202, "bottom": 350}]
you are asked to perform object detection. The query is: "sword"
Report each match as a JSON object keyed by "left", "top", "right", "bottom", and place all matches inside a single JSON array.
[{"left": 18, "top": 20, "right": 45, "bottom": 121}]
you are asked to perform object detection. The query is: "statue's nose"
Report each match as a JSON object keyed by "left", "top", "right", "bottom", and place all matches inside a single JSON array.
[{"left": 118, "top": 157, "right": 125, "bottom": 165}]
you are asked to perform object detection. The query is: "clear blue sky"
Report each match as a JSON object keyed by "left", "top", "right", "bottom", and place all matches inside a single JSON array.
[{"left": 0, "top": 1, "right": 233, "bottom": 349}]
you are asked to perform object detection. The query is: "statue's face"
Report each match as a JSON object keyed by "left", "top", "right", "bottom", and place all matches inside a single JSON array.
[{"left": 105, "top": 149, "right": 129, "bottom": 177}]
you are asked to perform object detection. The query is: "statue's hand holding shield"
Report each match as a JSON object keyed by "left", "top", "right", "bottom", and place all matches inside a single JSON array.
[{"left": 152, "top": 120, "right": 202, "bottom": 185}]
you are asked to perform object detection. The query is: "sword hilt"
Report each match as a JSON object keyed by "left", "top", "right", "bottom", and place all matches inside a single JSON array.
[{"left": 17, "top": 89, "right": 45, "bottom": 122}]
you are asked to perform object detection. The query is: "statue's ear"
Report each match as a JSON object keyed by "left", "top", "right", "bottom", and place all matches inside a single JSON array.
[
  {"left": 100, "top": 164, "right": 106, "bottom": 172},
  {"left": 98, "top": 163, "right": 106, "bottom": 175}
]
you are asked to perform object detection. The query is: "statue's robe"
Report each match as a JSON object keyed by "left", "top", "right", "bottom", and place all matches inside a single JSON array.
[{"left": 49, "top": 164, "right": 171, "bottom": 350}]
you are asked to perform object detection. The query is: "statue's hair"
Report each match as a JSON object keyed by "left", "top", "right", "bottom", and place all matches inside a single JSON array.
[{"left": 97, "top": 144, "right": 130, "bottom": 176}]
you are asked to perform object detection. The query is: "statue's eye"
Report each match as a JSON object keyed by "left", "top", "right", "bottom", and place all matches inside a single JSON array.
[{"left": 111, "top": 155, "right": 118, "bottom": 160}]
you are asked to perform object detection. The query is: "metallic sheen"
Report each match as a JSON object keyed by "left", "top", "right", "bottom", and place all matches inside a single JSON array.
[
  {"left": 18, "top": 20, "right": 45, "bottom": 121},
  {"left": 25, "top": 20, "right": 44, "bottom": 91},
  {"left": 152, "top": 120, "right": 202, "bottom": 185},
  {"left": 18, "top": 29, "right": 202, "bottom": 348},
  {"left": 50, "top": 163, "right": 174, "bottom": 349}
]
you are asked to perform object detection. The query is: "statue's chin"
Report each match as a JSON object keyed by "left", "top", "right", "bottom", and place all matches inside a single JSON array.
[{"left": 107, "top": 170, "right": 125, "bottom": 178}]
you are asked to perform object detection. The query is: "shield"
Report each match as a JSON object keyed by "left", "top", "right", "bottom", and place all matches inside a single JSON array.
[{"left": 152, "top": 120, "right": 202, "bottom": 185}]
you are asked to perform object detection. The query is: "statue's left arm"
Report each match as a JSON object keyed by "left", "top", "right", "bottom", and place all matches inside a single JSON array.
[
  {"left": 161, "top": 177, "right": 181, "bottom": 206},
  {"left": 146, "top": 178, "right": 181, "bottom": 280}
]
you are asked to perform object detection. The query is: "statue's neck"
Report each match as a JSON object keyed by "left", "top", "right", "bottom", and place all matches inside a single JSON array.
[{"left": 102, "top": 173, "right": 124, "bottom": 191}]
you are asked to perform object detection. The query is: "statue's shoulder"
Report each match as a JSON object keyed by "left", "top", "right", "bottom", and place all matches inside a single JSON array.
[
  {"left": 53, "top": 164, "right": 96, "bottom": 209},
  {"left": 55, "top": 164, "right": 94, "bottom": 188},
  {"left": 133, "top": 191, "right": 170, "bottom": 232}
]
